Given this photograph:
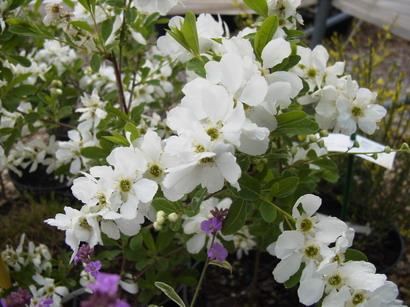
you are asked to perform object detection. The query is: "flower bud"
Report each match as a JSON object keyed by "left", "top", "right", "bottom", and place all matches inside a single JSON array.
[
  {"left": 372, "top": 153, "right": 378, "bottom": 160},
  {"left": 401, "top": 143, "right": 409, "bottom": 151},
  {"left": 156, "top": 210, "right": 165, "bottom": 219},
  {"left": 50, "top": 88, "right": 62, "bottom": 96},
  {"left": 308, "top": 135, "right": 317, "bottom": 142},
  {"left": 384, "top": 146, "right": 392, "bottom": 153},
  {"left": 318, "top": 140, "right": 325, "bottom": 148},
  {"left": 291, "top": 146, "right": 298, "bottom": 155},
  {"left": 156, "top": 216, "right": 165, "bottom": 225},
  {"left": 153, "top": 222, "right": 162, "bottom": 231},
  {"left": 51, "top": 80, "right": 62, "bottom": 87},
  {"left": 168, "top": 213, "right": 179, "bottom": 222},
  {"left": 353, "top": 140, "right": 360, "bottom": 148},
  {"left": 319, "top": 130, "right": 329, "bottom": 137}
]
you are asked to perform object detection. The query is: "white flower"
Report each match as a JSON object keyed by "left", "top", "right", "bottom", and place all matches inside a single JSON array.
[
  {"left": 94, "top": 146, "right": 158, "bottom": 220},
  {"left": 32, "top": 275, "right": 69, "bottom": 306},
  {"left": 76, "top": 89, "right": 108, "bottom": 127},
  {"left": 45, "top": 207, "right": 102, "bottom": 260},
  {"left": 234, "top": 226, "right": 257, "bottom": 259},
  {"left": 138, "top": 129, "right": 183, "bottom": 201},
  {"left": 56, "top": 121, "right": 96, "bottom": 174},
  {"left": 163, "top": 134, "right": 241, "bottom": 195},
  {"left": 157, "top": 14, "right": 227, "bottom": 62},
  {"left": 334, "top": 77, "right": 386, "bottom": 135},
  {"left": 43, "top": 2, "right": 65, "bottom": 26},
  {"left": 261, "top": 38, "right": 292, "bottom": 69},
  {"left": 267, "top": 0, "right": 303, "bottom": 29},
  {"left": 35, "top": 40, "right": 77, "bottom": 75}
]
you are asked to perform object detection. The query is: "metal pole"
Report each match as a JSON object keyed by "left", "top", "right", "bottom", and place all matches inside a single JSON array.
[
  {"left": 304, "top": 12, "right": 350, "bottom": 37},
  {"left": 311, "top": 0, "right": 333, "bottom": 48},
  {"left": 340, "top": 133, "right": 356, "bottom": 221}
]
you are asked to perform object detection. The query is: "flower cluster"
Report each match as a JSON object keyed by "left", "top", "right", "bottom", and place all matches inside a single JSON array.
[
  {"left": 268, "top": 194, "right": 404, "bottom": 306},
  {"left": 1, "top": 235, "right": 68, "bottom": 307}
]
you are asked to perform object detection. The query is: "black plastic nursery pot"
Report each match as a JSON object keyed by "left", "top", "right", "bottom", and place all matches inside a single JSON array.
[
  {"left": 8, "top": 165, "right": 71, "bottom": 201},
  {"left": 353, "top": 227, "right": 405, "bottom": 274}
]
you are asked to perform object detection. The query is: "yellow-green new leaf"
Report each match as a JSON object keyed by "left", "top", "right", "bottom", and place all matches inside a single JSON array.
[
  {"left": 154, "top": 282, "right": 186, "bottom": 307},
  {"left": 254, "top": 15, "right": 278, "bottom": 56},
  {"left": 181, "top": 11, "right": 200, "bottom": 55},
  {"left": 209, "top": 260, "right": 233, "bottom": 274}
]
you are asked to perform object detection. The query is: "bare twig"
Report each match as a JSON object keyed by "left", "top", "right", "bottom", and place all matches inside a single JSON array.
[{"left": 109, "top": 52, "right": 128, "bottom": 114}]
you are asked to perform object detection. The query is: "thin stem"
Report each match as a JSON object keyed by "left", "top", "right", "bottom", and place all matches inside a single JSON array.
[
  {"left": 284, "top": 216, "right": 295, "bottom": 230},
  {"left": 16, "top": 110, "right": 76, "bottom": 130},
  {"left": 285, "top": 148, "right": 404, "bottom": 170},
  {"left": 110, "top": 52, "right": 128, "bottom": 114},
  {"left": 190, "top": 235, "right": 216, "bottom": 307},
  {"left": 127, "top": 70, "right": 138, "bottom": 110}
]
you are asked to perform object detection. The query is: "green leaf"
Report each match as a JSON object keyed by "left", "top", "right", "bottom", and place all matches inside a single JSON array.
[
  {"left": 156, "top": 230, "right": 174, "bottom": 252},
  {"left": 345, "top": 248, "right": 368, "bottom": 262},
  {"left": 101, "top": 18, "right": 114, "bottom": 42},
  {"left": 69, "top": 20, "right": 94, "bottom": 32},
  {"left": 9, "top": 0, "right": 26, "bottom": 10},
  {"left": 166, "top": 28, "right": 190, "bottom": 52},
  {"left": 130, "top": 103, "right": 145, "bottom": 124},
  {"left": 124, "top": 121, "right": 140, "bottom": 141},
  {"left": 154, "top": 282, "right": 186, "bottom": 307},
  {"left": 275, "top": 111, "right": 319, "bottom": 135},
  {"left": 136, "top": 258, "right": 154, "bottom": 270},
  {"left": 284, "top": 263, "right": 305, "bottom": 288},
  {"left": 285, "top": 29, "right": 306, "bottom": 38},
  {"left": 209, "top": 260, "right": 232, "bottom": 274},
  {"left": 103, "top": 135, "right": 130, "bottom": 147},
  {"left": 222, "top": 199, "right": 247, "bottom": 235},
  {"left": 129, "top": 234, "right": 143, "bottom": 251},
  {"left": 177, "top": 269, "right": 199, "bottom": 286},
  {"left": 243, "top": 0, "right": 268, "bottom": 17},
  {"left": 80, "top": 146, "right": 109, "bottom": 159},
  {"left": 231, "top": 173, "right": 260, "bottom": 200},
  {"left": 90, "top": 54, "right": 101, "bottom": 73},
  {"left": 141, "top": 228, "right": 157, "bottom": 255},
  {"left": 25, "top": 112, "right": 39, "bottom": 124},
  {"left": 77, "top": 0, "right": 90, "bottom": 11},
  {"left": 8, "top": 84, "right": 37, "bottom": 96},
  {"left": 9, "top": 55, "right": 31, "bottom": 67},
  {"left": 260, "top": 200, "right": 277, "bottom": 222},
  {"left": 151, "top": 199, "right": 177, "bottom": 215},
  {"left": 270, "top": 177, "right": 299, "bottom": 198},
  {"left": 58, "top": 106, "right": 73, "bottom": 119},
  {"left": 186, "top": 187, "right": 207, "bottom": 217},
  {"left": 105, "top": 0, "right": 124, "bottom": 7},
  {"left": 186, "top": 57, "right": 206, "bottom": 78},
  {"left": 181, "top": 11, "right": 200, "bottom": 55},
  {"left": 0, "top": 128, "right": 14, "bottom": 137},
  {"left": 254, "top": 15, "right": 278, "bottom": 56}
]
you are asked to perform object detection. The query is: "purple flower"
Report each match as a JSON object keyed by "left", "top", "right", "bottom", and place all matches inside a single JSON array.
[
  {"left": 89, "top": 273, "right": 121, "bottom": 295},
  {"left": 84, "top": 261, "right": 102, "bottom": 278},
  {"left": 207, "top": 242, "right": 228, "bottom": 263},
  {"left": 82, "top": 273, "right": 130, "bottom": 307},
  {"left": 35, "top": 298, "right": 53, "bottom": 307},
  {"left": 200, "top": 217, "right": 222, "bottom": 234},
  {"left": 1, "top": 288, "right": 31, "bottom": 307},
  {"left": 74, "top": 244, "right": 94, "bottom": 265}
]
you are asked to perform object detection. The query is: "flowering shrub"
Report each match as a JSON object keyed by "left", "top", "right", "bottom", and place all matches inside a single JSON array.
[{"left": 0, "top": 0, "right": 409, "bottom": 306}]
